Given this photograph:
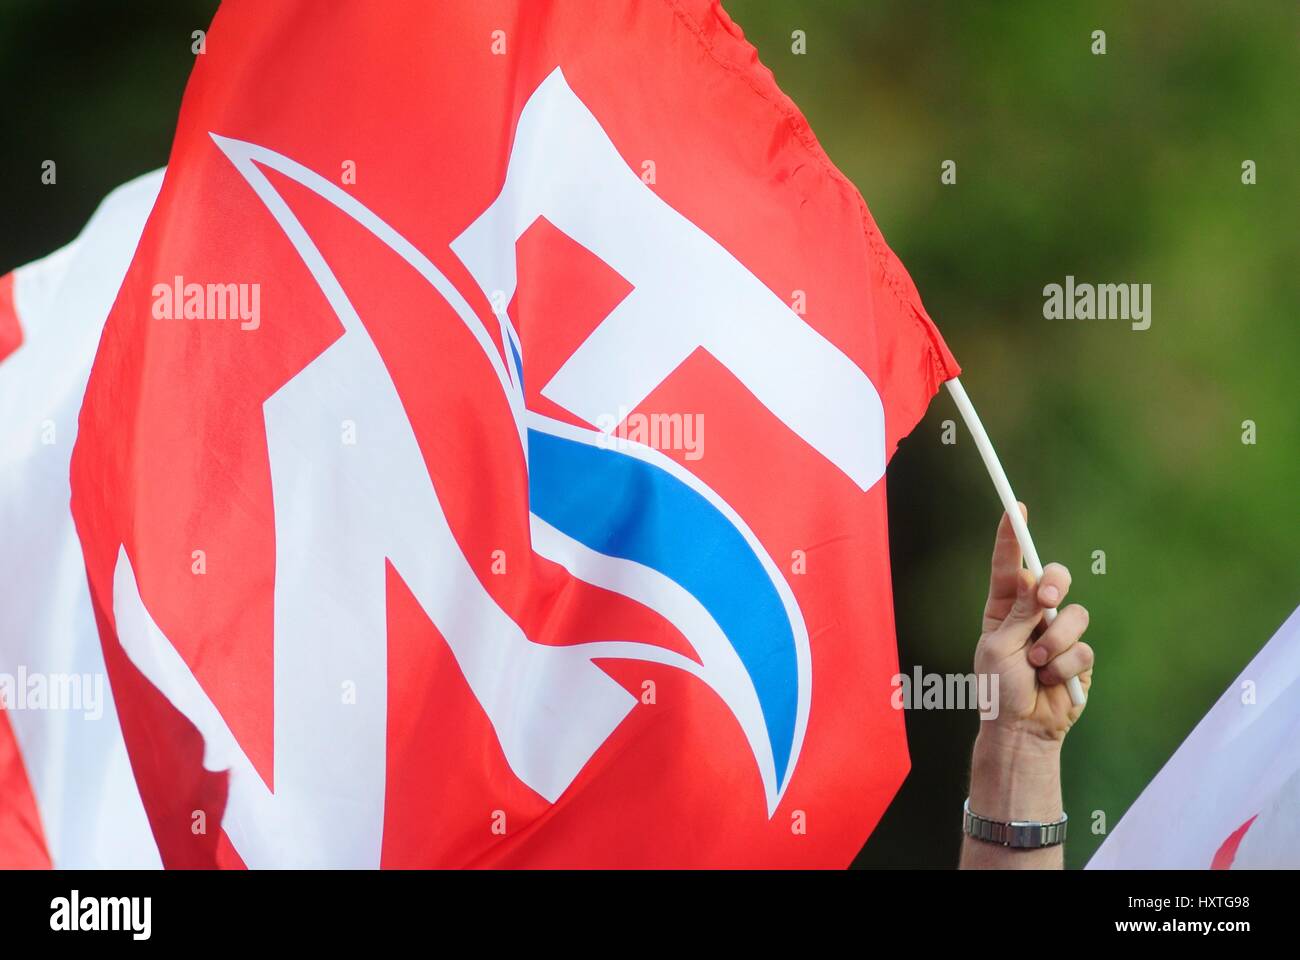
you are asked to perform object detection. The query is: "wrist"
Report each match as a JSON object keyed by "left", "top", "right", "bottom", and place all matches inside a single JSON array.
[
  {"left": 968, "top": 725, "right": 1063, "bottom": 823},
  {"left": 976, "top": 720, "right": 1065, "bottom": 760}
]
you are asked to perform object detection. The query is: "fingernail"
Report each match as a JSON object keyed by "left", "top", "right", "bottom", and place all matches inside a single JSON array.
[
  {"left": 1029, "top": 645, "right": 1048, "bottom": 666},
  {"left": 1041, "top": 585, "right": 1060, "bottom": 606}
]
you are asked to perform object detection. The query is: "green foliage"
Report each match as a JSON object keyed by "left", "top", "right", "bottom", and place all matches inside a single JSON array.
[{"left": 727, "top": 0, "right": 1298, "bottom": 867}]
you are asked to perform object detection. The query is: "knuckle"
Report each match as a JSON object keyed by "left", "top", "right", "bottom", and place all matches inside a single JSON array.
[{"left": 1072, "top": 603, "right": 1090, "bottom": 628}]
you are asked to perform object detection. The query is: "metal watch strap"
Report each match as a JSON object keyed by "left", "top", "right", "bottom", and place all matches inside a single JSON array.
[{"left": 962, "top": 798, "right": 1068, "bottom": 848}]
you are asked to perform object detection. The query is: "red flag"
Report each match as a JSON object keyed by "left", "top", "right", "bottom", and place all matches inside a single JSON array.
[{"left": 67, "top": 0, "right": 959, "bottom": 868}]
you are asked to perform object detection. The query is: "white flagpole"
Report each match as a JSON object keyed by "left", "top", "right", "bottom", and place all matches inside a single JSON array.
[{"left": 944, "top": 378, "right": 1087, "bottom": 707}]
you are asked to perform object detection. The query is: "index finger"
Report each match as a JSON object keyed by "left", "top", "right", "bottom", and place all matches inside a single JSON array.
[{"left": 986, "top": 503, "right": 1027, "bottom": 614}]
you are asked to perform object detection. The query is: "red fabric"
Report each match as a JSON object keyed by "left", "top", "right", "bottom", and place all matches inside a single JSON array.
[
  {"left": 70, "top": 0, "right": 958, "bottom": 867},
  {"left": 0, "top": 706, "right": 51, "bottom": 869},
  {"left": 0, "top": 272, "right": 22, "bottom": 364},
  {"left": 1210, "top": 815, "right": 1257, "bottom": 870}
]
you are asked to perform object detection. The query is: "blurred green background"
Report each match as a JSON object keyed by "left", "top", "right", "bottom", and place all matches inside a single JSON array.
[{"left": 2, "top": 0, "right": 1296, "bottom": 868}]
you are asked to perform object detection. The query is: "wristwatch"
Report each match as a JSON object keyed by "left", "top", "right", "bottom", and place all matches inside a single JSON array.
[{"left": 963, "top": 798, "right": 1068, "bottom": 848}]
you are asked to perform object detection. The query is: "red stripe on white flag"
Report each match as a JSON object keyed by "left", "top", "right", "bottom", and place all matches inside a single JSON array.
[
  {"left": 0, "top": 272, "right": 21, "bottom": 363},
  {"left": 0, "top": 706, "right": 51, "bottom": 868}
]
